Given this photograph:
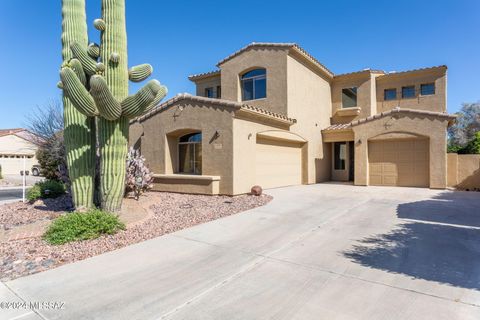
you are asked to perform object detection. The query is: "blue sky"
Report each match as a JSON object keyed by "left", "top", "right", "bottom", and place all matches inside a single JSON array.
[{"left": 0, "top": 0, "right": 478, "bottom": 128}]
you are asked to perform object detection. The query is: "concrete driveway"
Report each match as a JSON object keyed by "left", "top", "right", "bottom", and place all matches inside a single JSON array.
[{"left": 2, "top": 184, "right": 480, "bottom": 320}]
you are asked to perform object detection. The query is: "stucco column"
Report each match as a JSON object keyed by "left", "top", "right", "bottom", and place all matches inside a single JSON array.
[
  {"left": 429, "top": 133, "right": 447, "bottom": 188},
  {"left": 354, "top": 130, "right": 368, "bottom": 186}
]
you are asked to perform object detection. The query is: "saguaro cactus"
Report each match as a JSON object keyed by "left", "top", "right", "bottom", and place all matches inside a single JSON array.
[
  {"left": 61, "top": 0, "right": 96, "bottom": 209},
  {"left": 60, "top": 0, "right": 167, "bottom": 212}
]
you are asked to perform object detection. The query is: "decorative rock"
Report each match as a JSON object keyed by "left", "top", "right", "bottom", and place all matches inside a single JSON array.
[{"left": 250, "top": 185, "right": 263, "bottom": 196}]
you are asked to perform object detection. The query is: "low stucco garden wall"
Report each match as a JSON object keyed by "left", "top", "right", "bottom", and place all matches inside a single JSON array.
[{"left": 447, "top": 153, "right": 480, "bottom": 190}]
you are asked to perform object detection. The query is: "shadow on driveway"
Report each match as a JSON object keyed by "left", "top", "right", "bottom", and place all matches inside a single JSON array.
[
  {"left": 343, "top": 191, "right": 480, "bottom": 291},
  {"left": 397, "top": 191, "right": 480, "bottom": 228}
]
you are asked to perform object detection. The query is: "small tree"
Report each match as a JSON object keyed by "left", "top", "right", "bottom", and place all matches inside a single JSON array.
[
  {"left": 25, "top": 100, "right": 66, "bottom": 181},
  {"left": 25, "top": 100, "right": 64, "bottom": 141},
  {"left": 448, "top": 102, "right": 480, "bottom": 147},
  {"left": 456, "top": 132, "right": 480, "bottom": 154},
  {"left": 36, "top": 133, "right": 67, "bottom": 181},
  {"left": 125, "top": 148, "right": 154, "bottom": 200}
]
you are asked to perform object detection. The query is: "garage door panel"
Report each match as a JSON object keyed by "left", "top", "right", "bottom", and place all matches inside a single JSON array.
[
  {"left": 368, "top": 139, "right": 429, "bottom": 187},
  {"left": 0, "top": 156, "right": 34, "bottom": 175},
  {"left": 383, "top": 175, "right": 397, "bottom": 186},
  {"left": 255, "top": 139, "right": 302, "bottom": 189}
]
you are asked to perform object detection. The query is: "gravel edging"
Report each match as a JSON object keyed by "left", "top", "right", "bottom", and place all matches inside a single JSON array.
[{"left": 0, "top": 192, "right": 272, "bottom": 281}]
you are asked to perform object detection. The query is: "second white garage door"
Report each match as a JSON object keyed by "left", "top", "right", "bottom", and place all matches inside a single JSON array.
[
  {"left": 255, "top": 138, "right": 303, "bottom": 189},
  {"left": 369, "top": 138, "right": 429, "bottom": 187},
  {"left": 0, "top": 155, "right": 34, "bottom": 175}
]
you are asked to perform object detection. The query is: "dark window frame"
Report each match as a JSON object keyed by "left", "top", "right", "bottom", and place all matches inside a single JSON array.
[
  {"left": 241, "top": 68, "right": 267, "bottom": 101},
  {"left": 420, "top": 83, "right": 435, "bottom": 96},
  {"left": 384, "top": 88, "right": 397, "bottom": 101},
  {"left": 178, "top": 132, "right": 202, "bottom": 175},
  {"left": 401, "top": 85, "right": 416, "bottom": 99},
  {"left": 342, "top": 87, "right": 358, "bottom": 108},
  {"left": 216, "top": 86, "right": 221, "bottom": 99},
  {"left": 205, "top": 87, "right": 214, "bottom": 98}
]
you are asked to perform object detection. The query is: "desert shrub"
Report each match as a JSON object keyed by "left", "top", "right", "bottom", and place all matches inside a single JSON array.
[
  {"left": 27, "top": 180, "right": 66, "bottom": 201},
  {"left": 0, "top": 164, "right": 3, "bottom": 179},
  {"left": 125, "top": 147, "right": 154, "bottom": 199},
  {"left": 36, "top": 134, "right": 66, "bottom": 181},
  {"left": 27, "top": 184, "right": 42, "bottom": 202},
  {"left": 43, "top": 209, "right": 125, "bottom": 245}
]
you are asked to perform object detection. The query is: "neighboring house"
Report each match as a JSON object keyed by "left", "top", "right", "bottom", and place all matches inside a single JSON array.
[
  {"left": 0, "top": 128, "right": 40, "bottom": 175},
  {"left": 130, "top": 42, "right": 455, "bottom": 195}
]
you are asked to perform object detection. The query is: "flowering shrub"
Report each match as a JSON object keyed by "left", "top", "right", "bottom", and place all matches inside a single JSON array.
[{"left": 125, "top": 147, "right": 154, "bottom": 199}]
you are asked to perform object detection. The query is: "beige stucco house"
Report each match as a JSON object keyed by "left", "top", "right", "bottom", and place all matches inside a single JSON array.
[
  {"left": 130, "top": 42, "right": 456, "bottom": 195},
  {"left": 0, "top": 128, "right": 40, "bottom": 175}
]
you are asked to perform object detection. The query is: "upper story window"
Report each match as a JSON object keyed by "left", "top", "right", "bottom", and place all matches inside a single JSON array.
[
  {"left": 342, "top": 87, "right": 357, "bottom": 108},
  {"left": 384, "top": 88, "right": 397, "bottom": 101},
  {"left": 205, "top": 87, "right": 214, "bottom": 98},
  {"left": 178, "top": 132, "right": 202, "bottom": 175},
  {"left": 402, "top": 86, "right": 415, "bottom": 99},
  {"left": 420, "top": 83, "right": 435, "bottom": 96},
  {"left": 241, "top": 68, "right": 266, "bottom": 101}
]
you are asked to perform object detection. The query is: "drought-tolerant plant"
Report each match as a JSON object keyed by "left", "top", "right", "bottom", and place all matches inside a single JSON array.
[
  {"left": 59, "top": 0, "right": 167, "bottom": 212},
  {"left": 0, "top": 165, "right": 3, "bottom": 180},
  {"left": 27, "top": 180, "right": 66, "bottom": 202},
  {"left": 125, "top": 147, "right": 154, "bottom": 200},
  {"left": 43, "top": 209, "right": 125, "bottom": 245}
]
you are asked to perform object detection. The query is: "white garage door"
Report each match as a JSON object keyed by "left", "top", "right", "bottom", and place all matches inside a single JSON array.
[
  {"left": 255, "top": 138, "right": 303, "bottom": 189},
  {"left": 0, "top": 155, "right": 34, "bottom": 175},
  {"left": 369, "top": 139, "right": 429, "bottom": 187}
]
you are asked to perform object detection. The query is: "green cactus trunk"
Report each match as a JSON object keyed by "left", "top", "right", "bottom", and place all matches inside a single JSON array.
[
  {"left": 59, "top": 0, "right": 167, "bottom": 212},
  {"left": 98, "top": 0, "right": 129, "bottom": 212},
  {"left": 61, "top": 0, "right": 95, "bottom": 209}
]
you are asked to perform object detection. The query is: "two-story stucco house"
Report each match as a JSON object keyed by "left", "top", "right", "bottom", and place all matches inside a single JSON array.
[{"left": 129, "top": 42, "right": 455, "bottom": 195}]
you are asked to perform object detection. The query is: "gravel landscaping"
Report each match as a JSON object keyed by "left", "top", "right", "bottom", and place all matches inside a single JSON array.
[
  {"left": 0, "top": 195, "right": 72, "bottom": 230},
  {"left": 0, "top": 192, "right": 272, "bottom": 281}
]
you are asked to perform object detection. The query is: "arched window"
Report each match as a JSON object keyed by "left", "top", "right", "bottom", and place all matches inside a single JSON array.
[
  {"left": 241, "top": 68, "right": 266, "bottom": 101},
  {"left": 178, "top": 132, "right": 202, "bottom": 174}
]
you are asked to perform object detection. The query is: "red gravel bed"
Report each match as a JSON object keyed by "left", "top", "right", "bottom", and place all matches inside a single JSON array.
[{"left": 0, "top": 192, "right": 272, "bottom": 281}]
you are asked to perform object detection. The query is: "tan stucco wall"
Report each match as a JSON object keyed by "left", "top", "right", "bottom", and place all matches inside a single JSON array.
[
  {"left": 331, "top": 72, "right": 378, "bottom": 125},
  {"left": 129, "top": 100, "right": 235, "bottom": 195},
  {"left": 0, "top": 135, "right": 37, "bottom": 156},
  {"left": 219, "top": 46, "right": 289, "bottom": 115},
  {"left": 194, "top": 75, "right": 221, "bottom": 98},
  {"left": 286, "top": 55, "right": 332, "bottom": 183},
  {"left": 232, "top": 117, "right": 297, "bottom": 194},
  {"left": 152, "top": 175, "right": 220, "bottom": 195},
  {"left": 447, "top": 153, "right": 480, "bottom": 189},
  {"left": 352, "top": 113, "right": 450, "bottom": 189},
  {"left": 376, "top": 68, "right": 447, "bottom": 113}
]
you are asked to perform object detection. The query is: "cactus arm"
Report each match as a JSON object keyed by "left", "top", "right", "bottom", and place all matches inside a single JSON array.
[
  {"left": 90, "top": 75, "right": 122, "bottom": 120},
  {"left": 93, "top": 18, "right": 106, "bottom": 31},
  {"left": 128, "top": 64, "right": 153, "bottom": 82},
  {"left": 69, "top": 58, "right": 87, "bottom": 85},
  {"left": 121, "top": 80, "right": 166, "bottom": 118},
  {"left": 144, "top": 85, "right": 168, "bottom": 113},
  {"left": 60, "top": 67, "right": 98, "bottom": 117},
  {"left": 87, "top": 43, "right": 100, "bottom": 59},
  {"left": 70, "top": 42, "right": 97, "bottom": 75}
]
